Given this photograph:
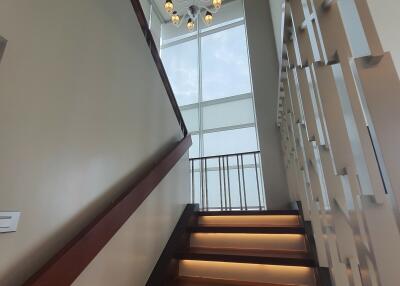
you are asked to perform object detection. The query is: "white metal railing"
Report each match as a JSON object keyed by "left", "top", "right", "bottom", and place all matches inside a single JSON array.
[
  {"left": 279, "top": 1, "right": 400, "bottom": 286},
  {"left": 190, "top": 151, "right": 266, "bottom": 211}
]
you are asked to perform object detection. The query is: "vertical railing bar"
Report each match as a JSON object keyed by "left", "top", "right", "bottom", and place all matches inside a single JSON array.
[
  {"left": 257, "top": 153, "right": 267, "bottom": 210},
  {"left": 254, "top": 153, "right": 262, "bottom": 210},
  {"left": 259, "top": 153, "right": 266, "bottom": 210},
  {"left": 218, "top": 157, "right": 223, "bottom": 211},
  {"left": 241, "top": 154, "right": 248, "bottom": 211},
  {"left": 236, "top": 155, "right": 243, "bottom": 211},
  {"left": 226, "top": 156, "right": 232, "bottom": 211},
  {"left": 200, "top": 158, "right": 204, "bottom": 210},
  {"left": 205, "top": 158, "right": 209, "bottom": 211},
  {"left": 191, "top": 159, "right": 195, "bottom": 204},
  {"left": 222, "top": 155, "right": 227, "bottom": 210}
]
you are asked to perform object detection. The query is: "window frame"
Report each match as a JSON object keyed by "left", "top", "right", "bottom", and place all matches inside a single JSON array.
[{"left": 160, "top": 12, "right": 260, "bottom": 158}]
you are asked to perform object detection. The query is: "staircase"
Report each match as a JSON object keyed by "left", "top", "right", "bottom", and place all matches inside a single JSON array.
[{"left": 148, "top": 206, "right": 330, "bottom": 286}]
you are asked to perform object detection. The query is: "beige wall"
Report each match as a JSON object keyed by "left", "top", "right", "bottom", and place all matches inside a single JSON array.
[
  {"left": 0, "top": 0, "right": 189, "bottom": 285},
  {"left": 269, "top": 0, "right": 285, "bottom": 59},
  {"left": 73, "top": 154, "right": 190, "bottom": 286},
  {"left": 244, "top": 0, "right": 291, "bottom": 209},
  {"left": 366, "top": 0, "right": 400, "bottom": 75}
]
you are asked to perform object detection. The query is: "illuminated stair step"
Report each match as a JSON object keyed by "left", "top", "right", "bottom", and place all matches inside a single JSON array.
[
  {"left": 178, "top": 260, "right": 316, "bottom": 286},
  {"left": 198, "top": 214, "right": 301, "bottom": 227},
  {"left": 190, "top": 233, "right": 307, "bottom": 251}
]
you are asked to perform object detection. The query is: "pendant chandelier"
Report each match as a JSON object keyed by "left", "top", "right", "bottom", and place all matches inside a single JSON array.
[{"left": 164, "top": 0, "right": 223, "bottom": 31}]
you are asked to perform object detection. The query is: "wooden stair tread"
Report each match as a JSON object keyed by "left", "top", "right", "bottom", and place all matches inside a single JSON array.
[
  {"left": 175, "top": 276, "right": 299, "bottom": 286},
  {"left": 188, "top": 226, "right": 305, "bottom": 234},
  {"left": 196, "top": 210, "right": 299, "bottom": 216},
  {"left": 187, "top": 247, "right": 311, "bottom": 259},
  {"left": 177, "top": 247, "right": 315, "bottom": 267},
  {"left": 198, "top": 223, "right": 302, "bottom": 228}
]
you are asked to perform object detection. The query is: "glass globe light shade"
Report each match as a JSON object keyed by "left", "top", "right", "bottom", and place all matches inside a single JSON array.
[
  {"left": 213, "top": 0, "right": 222, "bottom": 10},
  {"left": 164, "top": 0, "right": 174, "bottom": 13},
  {"left": 204, "top": 11, "right": 213, "bottom": 25},
  {"left": 187, "top": 18, "right": 195, "bottom": 31}
]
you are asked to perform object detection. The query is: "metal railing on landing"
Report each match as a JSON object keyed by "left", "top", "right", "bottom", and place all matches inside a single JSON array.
[{"left": 190, "top": 151, "right": 266, "bottom": 211}]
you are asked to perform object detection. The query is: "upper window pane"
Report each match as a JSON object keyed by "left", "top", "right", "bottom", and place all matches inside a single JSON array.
[
  {"left": 202, "top": 97, "right": 255, "bottom": 130},
  {"left": 161, "top": 39, "right": 199, "bottom": 106},
  {"left": 189, "top": 134, "right": 200, "bottom": 158},
  {"left": 203, "top": 127, "right": 258, "bottom": 157},
  {"left": 201, "top": 25, "right": 252, "bottom": 101},
  {"left": 182, "top": 107, "right": 199, "bottom": 133}
]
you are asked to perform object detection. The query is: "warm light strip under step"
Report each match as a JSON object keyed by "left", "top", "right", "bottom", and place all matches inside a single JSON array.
[
  {"left": 177, "top": 276, "right": 301, "bottom": 286},
  {"left": 198, "top": 215, "right": 301, "bottom": 227},
  {"left": 179, "top": 260, "right": 316, "bottom": 286}
]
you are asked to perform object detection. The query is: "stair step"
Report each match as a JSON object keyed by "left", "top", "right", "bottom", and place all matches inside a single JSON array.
[
  {"left": 190, "top": 233, "right": 307, "bottom": 252},
  {"left": 197, "top": 214, "right": 301, "bottom": 228},
  {"left": 175, "top": 276, "right": 298, "bottom": 286},
  {"left": 178, "top": 260, "right": 316, "bottom": 286},
  {"left": 177, "top": 248, "right": 315, "bottom": 267},
  {"left": 188, "top": 226, "right": 305, "bottom": 234},
  {"left": 196, "top": 210, "right": 299, "bottom": 216}
]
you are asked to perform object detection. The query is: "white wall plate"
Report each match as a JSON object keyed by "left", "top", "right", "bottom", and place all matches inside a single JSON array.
[{"left": 0, "top": 212, "right": 21, "bottom": 233}]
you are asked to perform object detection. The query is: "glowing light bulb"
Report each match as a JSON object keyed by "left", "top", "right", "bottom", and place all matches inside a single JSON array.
[
  {"left": 204, "top": 11, "right": 213, "bottom": 25},
  {"left": 213, "top": 0, "right": 222, "bottom": 10},
  {"left": 171, "top": 11, "right": 180, "bottom": 25},
  {"left": 164, "top": 0, "right": 174, "bottom": 14},
  {"left": 187, "top": 18, "right": 195, "bottom": 31}
]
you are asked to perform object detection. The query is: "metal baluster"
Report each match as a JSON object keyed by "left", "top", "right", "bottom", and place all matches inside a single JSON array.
[
  {"left": 205, "top": 158, "right": 209, "bottom": 211},
  {"left": 258, "top": 153, "right": 267, "bottom": 209},
  {"left": 200, "top": 158, "right": 204, "bottom": 210},
  {"left": 254, "top": 153, "right": 262, "bottom": 210},
  {"left": 222, "top": 156, "right": 227, "bottom": 210},
  {"left": 191, "top": 159, "right": 195, "bottom": 204},
  {"left": 236, "top": 155, "right": 243, "bottom": 211},
  {"left": 241, "top": 154, "right": 248, "bottom": 210},
  {"left": 226, "top": 156, "right": 232, "bottom": 211},
  {"left": 218, "top": 157, "right": 223, "bottom": 211}
]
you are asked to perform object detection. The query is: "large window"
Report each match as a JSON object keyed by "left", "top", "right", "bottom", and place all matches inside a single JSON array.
[
  {"left": 201, "top": 25, "right": 252, "bottom": 101},
  {"left": 161, "top": 39, "right": 199, "bottom": 106},
  {"left": 160, "top": 0, "right": 258, "bottom": 158}
]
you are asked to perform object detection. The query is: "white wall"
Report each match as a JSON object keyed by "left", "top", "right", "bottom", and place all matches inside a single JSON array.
[
  {"left": 244, "top": 0, "right": 291, "bottom": 209},
  {"left": 73, "top": 154, "right": 190, "bottom": 286},
  {"left": 366, "top": 0, "right": 400, "bottom": 75},
  {"left": 269, "top": 0, "right": 285, "bottom": 59},
  {"left": 0, "top": 0, "right": 188, "bottom": 285}
]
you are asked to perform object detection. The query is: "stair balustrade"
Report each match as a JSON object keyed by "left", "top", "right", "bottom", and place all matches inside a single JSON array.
[
  {"left": 278, "top": 1, "right": 400, "bottom": 285},
  {"left": 190, "top": 151, "right": 266, "bottom": 211}
]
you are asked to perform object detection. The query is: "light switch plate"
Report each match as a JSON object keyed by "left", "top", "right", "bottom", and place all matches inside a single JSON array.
[{"left": 0, "top": 212, "right": 21, "bottom": 233}]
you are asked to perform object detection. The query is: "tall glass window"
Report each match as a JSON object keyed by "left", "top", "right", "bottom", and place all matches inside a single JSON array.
[
  {"left": 160, "top": 0, "right": 258, "bottom": 158},
  {"left": 201, "top": 25, "right": 252, "bottom": 101},
  {"left": 161, "top": 39, "right": 199, "bottom": 106}
]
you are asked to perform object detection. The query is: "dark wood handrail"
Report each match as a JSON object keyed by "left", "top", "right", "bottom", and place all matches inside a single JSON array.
[
  {"left": 190, "top": 150, "right": 261, "bottom": 161},
  {"left": 23, "top": 136, "right": 192, "bottom": 286},
  {"left": 129, "top": 0, "right": 188, "bottom": 136}
]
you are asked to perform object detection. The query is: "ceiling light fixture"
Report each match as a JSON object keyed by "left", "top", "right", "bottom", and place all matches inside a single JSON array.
[{"left": 166, "top": 0, "right": 223, "bottom": 31}]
